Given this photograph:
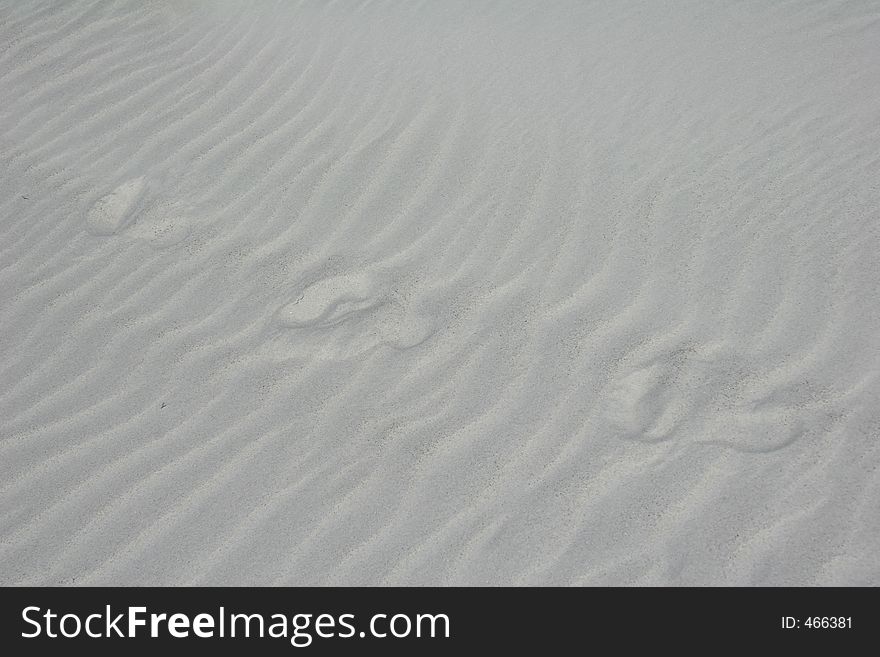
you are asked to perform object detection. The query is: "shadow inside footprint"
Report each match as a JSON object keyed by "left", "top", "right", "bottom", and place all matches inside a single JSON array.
[
  {"left": 277, "top": 273, "right": 382, "bottom": 329},
  {"left": 85, "top": 177, "right": 147, "bottom": 236},
  {"left": 602, "top": 343, "right": 827, "bottom": 453},
  {"left": 270, "top": 272, "right": 434, "bottom": 361}
]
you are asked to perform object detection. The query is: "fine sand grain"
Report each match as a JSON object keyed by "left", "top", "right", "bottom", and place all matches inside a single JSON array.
[{"left": 1, "top": 0, "right": 879, "bottom": 585}]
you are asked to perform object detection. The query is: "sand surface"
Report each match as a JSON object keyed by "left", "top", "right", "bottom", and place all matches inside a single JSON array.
[{"left": 1, "top": 0, "right": 879, "bottom": 585}]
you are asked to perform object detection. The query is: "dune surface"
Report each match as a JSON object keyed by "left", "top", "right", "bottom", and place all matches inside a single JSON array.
[{"left": 1, "top": 0, "right": 879, "bottom": 585}]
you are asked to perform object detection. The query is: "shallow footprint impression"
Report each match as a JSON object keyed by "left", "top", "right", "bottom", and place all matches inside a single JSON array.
[
  {"left": 269, "top": 271, "right": 434, "bottom": 362},
  {"left": 85, "top": 177, "right": 148, "bottom": 236},
  {"left": 602, "top": 343, "right": 845, "bottom": 453}
]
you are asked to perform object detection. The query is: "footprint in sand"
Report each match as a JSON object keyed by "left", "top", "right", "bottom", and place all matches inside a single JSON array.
[
  {"left": 270, "top": 271, "right": 435, "bottom": 361},
  {"left": 86, "top": 176, "right": 200, "bottom": 249},
  {"left": 277, "top": 273, "right": 382, "bottom": 329},
  {"left": 129, "top": 205, "right": 200, "bottom": 250},
  {"left": 85, "top": 177, "right": 148, "bottom": 236},
  {"left": 601, "top": 343, "right": 836, "bottom": 453}
]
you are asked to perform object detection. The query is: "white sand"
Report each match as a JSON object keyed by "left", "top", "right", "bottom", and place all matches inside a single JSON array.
[{"left": 1, "top": 0, "right": 878, "bottom": 585}]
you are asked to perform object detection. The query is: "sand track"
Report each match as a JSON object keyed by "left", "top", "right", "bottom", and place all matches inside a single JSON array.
[{"left": 1, "top": 0, "right": 878, "bottom": 585}]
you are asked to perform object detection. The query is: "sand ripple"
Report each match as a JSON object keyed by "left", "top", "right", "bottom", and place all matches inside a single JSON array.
[{"left": 1, "top": 0, "right": 878, "bottom": 585}]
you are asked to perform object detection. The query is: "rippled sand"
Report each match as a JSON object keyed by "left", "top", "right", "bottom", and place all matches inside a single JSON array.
[{"left": 1, "top": 0, "right": 878, "bottom": 585}]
